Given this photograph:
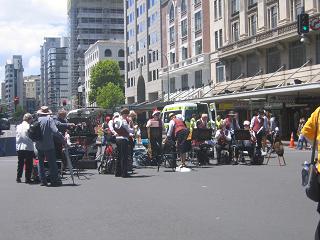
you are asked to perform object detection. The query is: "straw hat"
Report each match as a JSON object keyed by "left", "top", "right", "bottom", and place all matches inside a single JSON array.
[
  {"left": 37, "top": 106, "right": 52, "bottom": 115},
  {"left": 152, "top": 109, "right": 161, "bottom": 116}
]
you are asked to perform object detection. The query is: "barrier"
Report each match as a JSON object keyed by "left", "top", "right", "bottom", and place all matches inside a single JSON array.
[{"left": 0, "top": 137, "right": 17, "bottom": 156}]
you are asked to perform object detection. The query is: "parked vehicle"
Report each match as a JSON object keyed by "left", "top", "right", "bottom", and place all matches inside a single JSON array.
[{"left": 161, "top": 102, "right": 213, "bottom": 128}]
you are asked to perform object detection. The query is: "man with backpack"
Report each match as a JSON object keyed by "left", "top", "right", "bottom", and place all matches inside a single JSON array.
[{"left": 35, "top": 106, "right": 66, "bottom": 186}]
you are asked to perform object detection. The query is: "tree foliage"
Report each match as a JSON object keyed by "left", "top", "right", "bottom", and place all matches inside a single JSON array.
[
  {"left": 89, "top": 60, "right": 123, "bottom": 103},
  {"left": 96, "top": 82, "right": 124, "bottom": 110},
  {"left": 13, "top": 105, "right": 26, "bottom": 122}
]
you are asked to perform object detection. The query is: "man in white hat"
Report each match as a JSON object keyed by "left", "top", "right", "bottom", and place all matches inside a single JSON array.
[
  {"left": 146, "top": 109, "right": 164, "bottom": 165},
  {"left": 36, "top": 106, "right": 66, "bottom": 186},
  {"left": 113, "top": 108, "right": 134, "bottom": 178}
]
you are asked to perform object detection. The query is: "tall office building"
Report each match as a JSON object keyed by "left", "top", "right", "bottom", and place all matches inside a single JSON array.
[
  {"left": 1, "top": 82, "right": 5, "bottom": 104},
  {"left": 47, "top": 37, "right": 70, "bottom": 112},
  {"left": 4, "top": 55, "right": 24, "bottom": 113},
  {"left": 40, "top": 37, "right": 61, "bottom": 106},
  {"left": 124, "top": 0, "right": 162, "bottom": 104},
  {"left": 68, "top": 0, "right": 124, "bottom": 106}
]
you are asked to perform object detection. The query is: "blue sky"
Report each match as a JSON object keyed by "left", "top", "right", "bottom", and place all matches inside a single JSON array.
[{"left": 0, "top": 0, "right": 67, "bottom": 80}]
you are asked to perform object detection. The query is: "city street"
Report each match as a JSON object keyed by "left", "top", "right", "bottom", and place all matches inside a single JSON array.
[{"left": 0, "top": 147, "right": 318, "bottom": 240}]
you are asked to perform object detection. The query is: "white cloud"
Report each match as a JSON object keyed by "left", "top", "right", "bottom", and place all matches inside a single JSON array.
[
  {"left": 0, "top": 0, "right": 67, "bottom": 78},
  {"left": 28, "top": 56, "right": 40, "bottom": 69}
]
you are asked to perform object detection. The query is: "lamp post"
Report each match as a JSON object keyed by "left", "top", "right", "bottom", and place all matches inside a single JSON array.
[{"left": 148, "top": 49, "right": 170, "bottom": 102}]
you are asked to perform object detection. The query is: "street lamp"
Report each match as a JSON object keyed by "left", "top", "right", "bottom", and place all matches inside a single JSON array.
[{"left": 148, "top": 49, "right": 170, "bottom": 102}]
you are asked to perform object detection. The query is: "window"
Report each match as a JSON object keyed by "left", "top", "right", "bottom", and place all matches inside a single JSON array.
[
  {"left": 127, "top": 0, "right": 134, "bottom": 8},
  {"left": 218, "top": 0, "right": 222, "bottom": 18},
  {"left": 153, "top": 70, "right": 156, "bottom": 80},
  {"left": 214, "top": 0, "right": 218, "bottom": 20},
  {"left": 231, "top": 22, "right": 239, "bottom": 42},
  {"left": 214, "top": 30, "right": 223, "bottom": 50},
  {"left": 215, "top": 31, "right": 219, "bottom": 50},
  {"left": 246, "top": 53, "right": 259, "bottom": 77},
  {"left": 148, "top": 11, "right": 158, "bottom": 26},
  {"left": 289, "top": 40, "right": 306, "bottom": 69},
  {"left": 181, "top": 0, "right": 187, "bottom": 12},
  {"left": 268, "top": 5, "right": 278, "bottom": 29},
  {"left": 118, "top": 49, "right": 124, "bottom": 57},
  {"left": 216, "top": 62, "right": 225, "bottom": 83},
  {"left": 149, "top": 32, "right": 159, "bottom": 45},
  {"left": 137, "top": 3, "right": 146, "bottom": 17},
  {"left": 248, "top": 0, "right": 257, "bottom": 7},
  {"left": 266, "top": 47, "right": 281, "bottom": 73},
  {"left": 169, "top": 4, "right": 175, "bottom": 21},
  {"left": 137, "top": 21, "right": 146, "bottom": 33},
  {"left": 104, "top": 49, "right": 112, "bottom": 57},
  {"left": 181, "top": 19, "right": 188, "bottom": 37},
  {"left": 195, "top": 70, "right": 202, "bottom": 88},
  {"left": 231, "top": 0, "right": 239, "bottom": 14},
  {"left": 170, "top": 77, "right": 175, "bottom": 93},
  {"left": 169, "top": 26, "right": 175, "bottom": 43},
  {"left": 195, "top": 11, "right": 202, "bottom": 31},
  {"left": 181, "top": 74, "right": 189, "bottom": 90},
  {"left": 195, "top": 39, "right": 202, "bottom": 55},
  {"left": 219, "top": 29, "right": 223, "bottom": 48},
  {"left": 291, "top": 0, "right": 303, "bottom": 20},
  {"left": 182, "top": 47, "right": 188, "bottom": 60},
  {"left": 170, "top": 52, "right": 176, "bottom": 64},
  {"left": 148, "top": 0, "right": 158, "bottom": 9},
  {"left": 316, "top": 35, "right": 320, "bottom": 64},
  {"left": 230, "top": 58, "right": 241, "bottom": 80},
  {"left": 249, "top": 14, "right": 257, "bottom": 36},
  {"left": 119, "top": 61, "right": 125, "bottom": 70}
]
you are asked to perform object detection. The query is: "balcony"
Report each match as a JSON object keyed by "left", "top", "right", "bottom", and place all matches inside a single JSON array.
[
  {"left": 218, "top": 21, "right": 297, "bottom": 58},
  {"left": 160, "top": 53, "right": 209, "bottom": 76}
]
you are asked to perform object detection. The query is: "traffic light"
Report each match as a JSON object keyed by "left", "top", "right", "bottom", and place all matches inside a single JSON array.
[
  {"left": 14, "top": 96, "right": 19, "bottom": 105},
  {"left": 297, "top": 13, "right": 309, "bottom": 35}
]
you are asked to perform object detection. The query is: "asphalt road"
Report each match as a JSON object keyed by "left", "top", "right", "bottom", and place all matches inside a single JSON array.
[{"left": 0, "top": 148, "right": 318, "bottom": 240}]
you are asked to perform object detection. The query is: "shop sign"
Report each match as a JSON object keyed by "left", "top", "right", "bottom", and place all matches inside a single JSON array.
[
  {"left": 264, "top": 102, "right": 283, "bottom": 109},
  {"left": 234, "top": 101, "right": 249, "bottom": 109},
  {"left": 268, "top": 95, "right": 295, "bottom": 104},
  {"left": 218, "top": 103, "right": 234, "bottom": 110}
]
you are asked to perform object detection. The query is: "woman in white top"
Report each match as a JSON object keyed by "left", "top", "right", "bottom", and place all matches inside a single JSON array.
[{"left": 16, "top": 113, "right": 34, "bottom": 183}]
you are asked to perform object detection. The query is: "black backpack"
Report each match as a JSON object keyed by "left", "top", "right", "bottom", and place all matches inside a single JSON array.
[{"left": 28, "top": 120, "right": 42, "bottom": 142}]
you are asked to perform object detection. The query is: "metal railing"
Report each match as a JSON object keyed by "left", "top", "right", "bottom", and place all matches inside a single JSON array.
[
  {"left": 215, "top": 73, "right": 244, "bottom": 96},
  {"left": 277, "top": 59, "right": 311, "bottom": 87},
  {"left": 234, "top": 69, "right": 262, "bottom": 93},
  {"left": 253, "top": 65, "right": 285, "bottom": 90}
]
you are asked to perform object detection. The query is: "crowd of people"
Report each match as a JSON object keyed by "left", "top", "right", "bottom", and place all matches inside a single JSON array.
[{"left": 15, "top": 105, "right": 283, "bottom": 184}]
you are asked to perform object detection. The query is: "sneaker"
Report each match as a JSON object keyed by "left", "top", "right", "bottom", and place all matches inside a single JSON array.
[
  {"left": 50, "top": 181, "right": 62, "bottom": 187},
  {"left": 40, "top": 182, "right": 48, "bottom": 186},
  {"left": 16, "top": 178, "right": 21, "bottom": 183},
  {"left": 25, "top": 179, "right": 33, "bottom": 184}
]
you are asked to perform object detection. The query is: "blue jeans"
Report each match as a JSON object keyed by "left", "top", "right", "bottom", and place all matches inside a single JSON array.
[{"left": 37, "top": 149, "right": 60, "bottom": 183}]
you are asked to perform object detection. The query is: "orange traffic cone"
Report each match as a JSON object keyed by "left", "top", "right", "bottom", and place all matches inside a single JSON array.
[{"left": 289, "top": 132, "right": 295, "bottom": 148}]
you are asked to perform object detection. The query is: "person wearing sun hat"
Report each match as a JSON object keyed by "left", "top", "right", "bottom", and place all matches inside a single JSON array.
[
  {"left": 35, "top": 106, "right": 66, "bottom": 186},
  {"left": 113, "top": 108, "right": 134, "bottom": 178},
  {"left": 146, "top": 109, "right": 164, "bottom": 165}
]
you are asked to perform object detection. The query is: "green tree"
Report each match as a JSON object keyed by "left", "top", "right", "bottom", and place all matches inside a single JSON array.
[
  {"left": 89, "top": 59, "right": 123, "bottom": 103},
  {"left": 96, "top": 82, "right": 124, "bottom": 110},
  {"left": 13, "top": 105, "right": 26, "bottom": 122}
]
